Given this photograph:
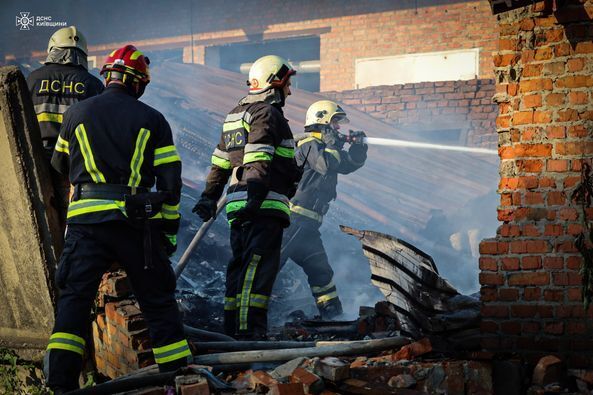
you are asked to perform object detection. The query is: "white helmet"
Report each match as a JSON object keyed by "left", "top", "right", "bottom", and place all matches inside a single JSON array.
[
  {"left": 47, "top": 26, "right": 88, "bottom": 55},
  {"left": 247, "top": 55, "right": 296, "bottom": 94},
  {"left": 305, "top": 100, "right": 349, "bottom": 127}
]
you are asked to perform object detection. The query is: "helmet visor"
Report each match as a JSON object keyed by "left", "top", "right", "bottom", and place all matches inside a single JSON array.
[{"left": 332, "top": 112, "right": 350, "bottom": 124}]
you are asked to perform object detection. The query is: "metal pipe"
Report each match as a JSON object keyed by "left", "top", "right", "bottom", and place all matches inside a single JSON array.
[
  {"left": 239, "top": 60, "right": 320, "bottom": 74},
  {"left": 192, "top": 337, "right": 410, "bottom": 365},
  {"left": 174, "top": 196, "right": 226, "bottom": 278}
]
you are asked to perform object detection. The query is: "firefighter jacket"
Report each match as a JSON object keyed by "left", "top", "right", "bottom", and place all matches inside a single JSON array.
[
  {"left": 51, "top": 84, "right": 182, "bottom": 235},
  {"left": 201, "top": 98, "right": 301, "bottom": 226},
  {"left": 290, "top": 132, "right": 367, "bottom": 225},
  {"left": 27, "top": 63, "right": 104, "bottom": 148}
]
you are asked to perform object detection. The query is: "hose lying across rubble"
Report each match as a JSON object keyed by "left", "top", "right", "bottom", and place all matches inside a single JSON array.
[
  {"left": 192, "top": 336, "right": 410, "bottom": 366},
  {"left": 65, "top": 366, "right": 232, "bottom": 395},
  {"left": 184, "top": 324, "right": 236, "bottom": 342},
  {"left": 73, "top": 337, "right": 410, "bottom": 394}
]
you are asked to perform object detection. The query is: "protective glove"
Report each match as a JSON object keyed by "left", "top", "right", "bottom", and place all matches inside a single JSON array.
[
  {"left": 192, "top": 196, "right": 217, "bottom": 221},
  {"left": 322, "top": 128, "right": 345, "bottom": 149},
  {"left": 348, "top": 136, "right": 368, "bottom": 164},
  {"left": 162, "top": 233, "right": 177, "bottom": 256},
  {"left": 349, "top": 130, "right": 367, "bottom": 145}
]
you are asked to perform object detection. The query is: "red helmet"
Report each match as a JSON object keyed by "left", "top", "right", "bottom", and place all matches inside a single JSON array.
[{"left": 100, "top": 45, "right": 150, "bottom": 84}]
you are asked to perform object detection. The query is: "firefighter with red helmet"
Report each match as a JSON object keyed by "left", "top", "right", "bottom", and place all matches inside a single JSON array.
[
  {"left": 45, "top": 45, "right": 190, "bottom": 392},
  {"left": 193, "top": 55, "right": 302, "bottom": 339}
]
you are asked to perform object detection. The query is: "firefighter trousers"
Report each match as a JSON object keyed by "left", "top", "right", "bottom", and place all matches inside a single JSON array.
[
  {"left": 224, "top": 216, "right": 284, "bottom": 339},
  {"left": 280, "top": 215, "right": 343, "bottom": 318},
  {"left": 45, "top": 221, "right": 190, "bottom": 392}
]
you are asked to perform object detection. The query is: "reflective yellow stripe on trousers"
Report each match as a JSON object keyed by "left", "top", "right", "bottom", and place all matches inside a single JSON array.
[
  {"left": 152, "top": 339, "right": 192, "bottom": 364},
  {"left": 239, "top": 254, "right": 261, "bottom": 331},
  {"left": 46, "top": 332, "right": 86, "bottom": 355}
]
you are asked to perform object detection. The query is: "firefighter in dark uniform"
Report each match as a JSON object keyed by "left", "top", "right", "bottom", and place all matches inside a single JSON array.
[
  {"left": 280, "top": 100, "right": 367, "bottom": 319},
  {"left": 45, "top": 45, "right": 190, "bottom": 392},
  {"left": 193, "top": 55, "right": 302, "bottom": 339},
  {"left": 26, "top": 26, "right": 104, "bottom": 227}
]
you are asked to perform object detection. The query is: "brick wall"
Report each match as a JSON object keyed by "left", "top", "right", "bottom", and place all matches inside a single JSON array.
[
  {"left": 92, "top": 271, "right": 154, "bottom": 378},
  {"left": 7, "top": 1, "right": 497, "bottom": 92},
  {"left": 325, "top": 79, "right": 498, "bottom": 148},
  {"left": 479, "top": 0, "right": 593, "bottom": 367}
]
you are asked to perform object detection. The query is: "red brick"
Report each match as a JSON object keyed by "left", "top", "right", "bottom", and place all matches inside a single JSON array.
[
  {"left": 568, "top": 91, "right": 589, "bottom": 105},
  {"left": 554, "top": 43, "right": 572, "bottom": 57},
  {"left": 524, "top": 287, "right": 541, "bottom": 301},
  {"left": 544, "top": 256, "right": 564, "bottom": 270},
  {"left": 556, "top": 75, "right": 593, "bottom": 88},
  {"left": 508, "top": 272, "right": 550, "bottom": 286},
  {"left": 517, "top": 159, "right": 544, "bottom": 172},
  {"left": 556, "top": 142, "right": 593, "bottom": 155},
  {"left": 534, "top": 47, "right": 553, "bottom": 60},
  {"left": 546, "top": 125, "right": 565, "bottom": 138},
  {"left": 502, "top": 257, "right": 520, "bottom": 271},
  {"left": 482, "top": 305, "right": 509, "bottom": 318},
  {"left": 523, "top": 322, "right": 540, "bottom": 333},
  {"left": 512, "top": 111, "right": 533, "bottom": 125},
  {"left": 566, "top": 321, "right": 586, "bottom": 334},
  {"left": 479, "top": 257, "right": 498, "bottom": 271},
  {"left": 557, "top": 109, "right": 579, "bottom": 122},
  {"left": 543, "top": 289, "right": 564, "bottom": 302},
  {"left": 519, "top": 78, "right": 553, "bottom": 93},
  {"left": 500, "top": 321, "right": 521, "bottom": 335},
  {"left": 479, "top": 241, "right": 509, "bottom": 255},
  {"left": 544, "top": 29, "right": 564, "bottom": 43},
  {"left": 567, "top": 223, "right": 585, "bottom": 236},
  {"left": 480, "top": 273, "right": 504, "bottom": 286},
  {"left": 566, "top": 58, "right": 585, "bottom": 72},
  {"left": 499, "top": 288, "right": 519, "bottom": 301},
  {"left": 566, "top": 256, "right": 583, "bottom": 270},
  {"left": 524, "top": 192, "right": 544, "bottom": 205},
  {"left": 523, "top": 94, "right": 542, "bottom": 108},
  {"left": 522, "top": 256, "right": 542, "bottom": 270},
  {"left": 545, "top": 93, "right": 565, "bottom": 107},
  {"left": 553, "top": 272, "right": 582, "bottom": 286},
  {"left": 522, "top": 64, "right": 543, "bottom": 77},
  {"left": 481, "top": 287, "right": 497, "bottom": 302},
  {"left": 559, "top": 208, "right": 578, "bottom": 221},
  {"left": 480, "top": 320, "right": 498, "bottom": 332},
  {"left": 546, "top": 159, "right": 568, "bottom": 172},
  {"left": 544, "top": 322, "right": 564, "bottom": 335},
  {"left": 568, "top": 125, "right": 589, "bottom": 138}
]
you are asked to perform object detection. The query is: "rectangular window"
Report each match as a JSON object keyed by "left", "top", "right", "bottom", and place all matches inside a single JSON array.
[{"left": 355, "top": 48, "right": 480, "bottom": 89}]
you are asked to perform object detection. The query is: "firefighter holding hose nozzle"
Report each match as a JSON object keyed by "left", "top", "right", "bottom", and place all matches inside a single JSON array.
[{"left": 279, "top": 100, "right": 368, "bottom": 319}]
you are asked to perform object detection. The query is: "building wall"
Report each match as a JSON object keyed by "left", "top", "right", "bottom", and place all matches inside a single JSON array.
[
  {"left": 183, "top": 0, "right": 498, "bottom": 91},
  {"left": 324, "top": 79, "right": 497, "bottom": 148},
  {"left": 479, "top": 0, "right": 593, "bottom": 367},
  {"left": 5, "top": 0, "right": 498, "bottom": 92}
]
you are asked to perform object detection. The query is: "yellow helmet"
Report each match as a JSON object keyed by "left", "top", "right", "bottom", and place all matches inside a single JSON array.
[
  {"left": 305, "top": 100, "right": 349, "bottom": 127},
  {"left": 47, "top": 26, "right": 87, "bottom": 55},
  {"left": 247, "top": 55, "right": 296, "bottom": 94}
]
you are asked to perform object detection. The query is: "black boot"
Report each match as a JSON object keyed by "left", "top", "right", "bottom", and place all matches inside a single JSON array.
[{"left": 318, "top": 297, "right": 343, "bottom": 320}]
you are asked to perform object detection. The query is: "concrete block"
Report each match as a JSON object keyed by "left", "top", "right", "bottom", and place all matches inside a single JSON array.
[
  {"left": 0, "top": 66, "right": 62, "bottom": 360},
  {"left": 314, "top": 357, "right": 350, "bottom": 382}
]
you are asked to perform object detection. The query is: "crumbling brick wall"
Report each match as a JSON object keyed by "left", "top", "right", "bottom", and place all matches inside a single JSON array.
[
  {"left": 479, "top": 1, "right": 593, "bottom": 367},
  {"left": 92, "top": 271, "right": 154, "bottom": 378},
  {"left": 325, "top": 79, "right": 498, "bottom": 148}
]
